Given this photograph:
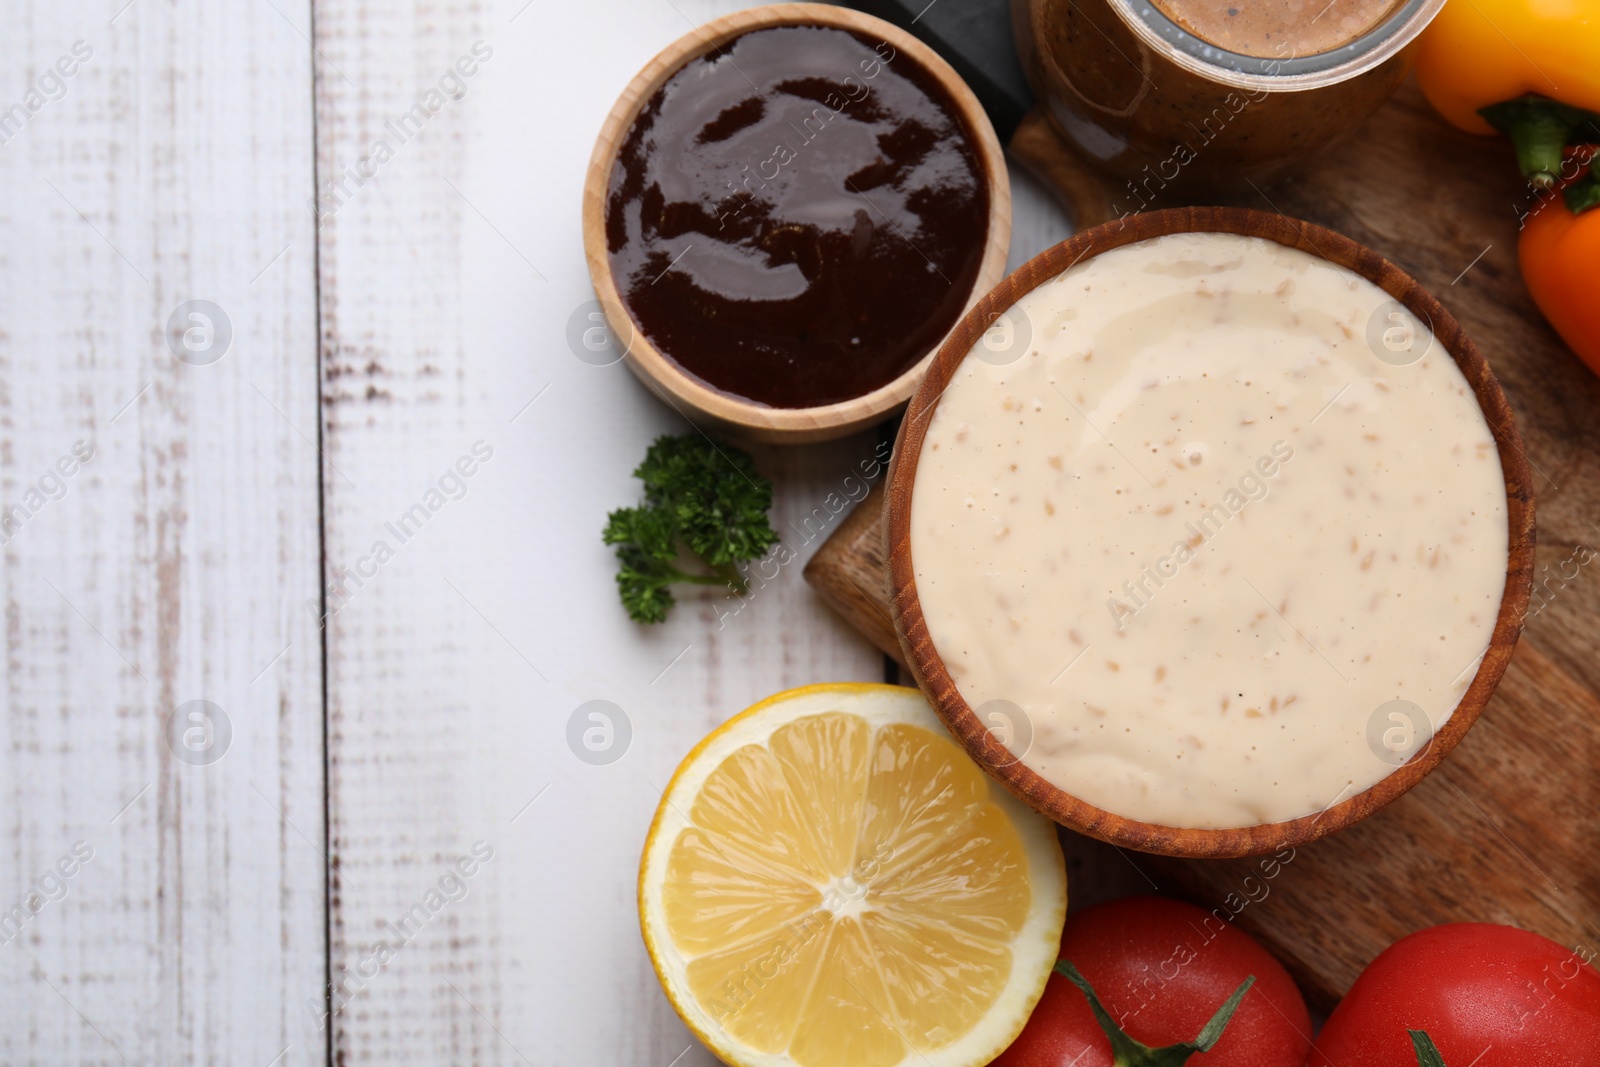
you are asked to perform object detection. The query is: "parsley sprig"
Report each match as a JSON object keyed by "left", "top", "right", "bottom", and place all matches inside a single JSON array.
[{"left": 603, "top": 434, "right": 779, "bottom": 624}]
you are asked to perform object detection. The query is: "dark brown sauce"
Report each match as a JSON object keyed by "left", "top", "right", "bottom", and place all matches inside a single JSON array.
[{"left": 605, "top": 25, "right": 990, "bottom": 409}]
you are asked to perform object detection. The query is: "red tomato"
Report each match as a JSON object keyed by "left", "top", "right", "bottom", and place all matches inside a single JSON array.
[
  {"left": 994, "top": 896, "right": 1311, "bottom": 1066},
  {"left": 1310, "top": 923, "right": 1600, "bottom": 1066}
]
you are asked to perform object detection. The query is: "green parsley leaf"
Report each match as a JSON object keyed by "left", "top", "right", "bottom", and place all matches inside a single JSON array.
[{"left": 603, "top": 435, "right": 779, "bottom": 624}]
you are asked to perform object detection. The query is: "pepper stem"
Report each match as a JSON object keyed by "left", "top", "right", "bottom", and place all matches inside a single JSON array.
[
  {"left": 1567, "top": 174, "right": 1600, "bottom": 215},
  {"left": 1479, "top": 95, "right": 1600, "bottom": 188},
  {"left": 1052, "top": 960, "right": 1255, "bottom": 1067},
  {"left": 1409, "top": 1030, "right": 1448, "bottom": 1067}
]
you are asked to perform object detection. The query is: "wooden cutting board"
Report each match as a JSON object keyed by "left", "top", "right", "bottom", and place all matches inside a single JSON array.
[{"left": 803, "top": 82, "right": 1600, "bottom": 1008}]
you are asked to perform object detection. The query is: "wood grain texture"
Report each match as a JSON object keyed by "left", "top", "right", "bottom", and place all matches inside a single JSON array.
[
  {"left": 1148, "top": 639, "right": 1600, "bottom": 1008},
  {"left": 312, "top": 0, "right": 884, "bottom": 1062},
  {"left": 580, "top": 2, "right": 1014, "bottom": 443},
  {"left": 0, "top": 2, "right": 326, "bottom": 1064},
  {"left": 805, "top": 82, "right": 1600, "bottom": 1004},
  {"left": 803, "top": 486, "right": 902, "bottom": 661}
]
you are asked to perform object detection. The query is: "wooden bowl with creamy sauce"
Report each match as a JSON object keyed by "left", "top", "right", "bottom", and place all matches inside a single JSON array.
[
  {"left": 887, "top": 206, "right": 1535, "bottom": 858},
  {"left": 582, "top": 3, "right": 1011, "bottom": 443}
]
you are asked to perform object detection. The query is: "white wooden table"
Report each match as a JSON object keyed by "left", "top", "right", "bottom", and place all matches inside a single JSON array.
[{"left": 0, "top": 1, "right": 1071, "bottom": 1061}]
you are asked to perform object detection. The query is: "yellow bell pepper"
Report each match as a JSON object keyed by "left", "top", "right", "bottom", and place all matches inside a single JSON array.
[
  {"left": 1417, "top": 2, "right": 1600, "bottom": 381},
  {"left": 1415, "top": 0, "right": 1600, "bottom": 137}
]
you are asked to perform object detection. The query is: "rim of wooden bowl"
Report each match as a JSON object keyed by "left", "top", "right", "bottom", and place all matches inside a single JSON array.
[
  {"left": 580, "top": 2, "right": 1012, "bottom": 445},
  {"left": 885, "top": 206, "right": 1536, "bottom": 859}
]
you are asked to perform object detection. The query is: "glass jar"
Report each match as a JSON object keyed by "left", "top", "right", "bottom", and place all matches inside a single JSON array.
[{"left": 1013, "top": 0, "right": 1446, "bottom": 204}]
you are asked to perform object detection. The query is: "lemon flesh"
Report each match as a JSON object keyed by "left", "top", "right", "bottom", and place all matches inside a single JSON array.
[{"left": 640, "top": 685, "right": 1066, "bottom": 1067}]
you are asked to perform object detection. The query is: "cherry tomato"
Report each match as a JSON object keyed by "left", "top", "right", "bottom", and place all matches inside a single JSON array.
[
  {"left": 1310, "top": 923, "right": 1600, "bottom": 1066},
  {"left": 994, "top": 896, "right": 1311, "bottom": 1066}
]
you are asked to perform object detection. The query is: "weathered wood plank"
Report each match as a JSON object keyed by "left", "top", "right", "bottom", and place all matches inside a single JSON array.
[
  {"left": 0, "top": 2, "right": 326, "bottom": 1064},
  {"left": 311, "top": 0, "right": 886, "bottom": 1061}
]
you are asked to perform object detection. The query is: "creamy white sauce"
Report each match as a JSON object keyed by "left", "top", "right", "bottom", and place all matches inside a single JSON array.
[{"left": 910, "top": 232, "right": 1507, "bottom": 828}]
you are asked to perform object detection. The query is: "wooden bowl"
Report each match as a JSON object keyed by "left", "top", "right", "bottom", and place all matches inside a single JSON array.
[
  {"left": 885, "top": 206, "right": 1536, "bottom": 859},
  {"left": 581, "top": 3, "right": 1012, "bottom": 444}
]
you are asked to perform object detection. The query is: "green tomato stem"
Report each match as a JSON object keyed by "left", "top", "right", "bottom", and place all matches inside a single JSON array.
[
  {"left": 1409, "top": 1030, "right": 1448, "bottom": 1067},
  {"left": 1053, "top": 960, "right": 1256, "bottom": 1067}
]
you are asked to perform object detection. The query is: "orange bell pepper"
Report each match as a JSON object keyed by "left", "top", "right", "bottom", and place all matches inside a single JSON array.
[
  {"left": 1416, "top": 2, "right": 1600, "bottom": 374},
  {"left": 1520, "top": 162, "right": 1600, "bottom": 376},
  {"left": 1416, "top": 0, "right": 1600, "bottom": 137}
]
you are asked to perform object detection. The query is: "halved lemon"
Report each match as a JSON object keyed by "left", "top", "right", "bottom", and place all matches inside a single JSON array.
[{"left": 640, "top": 683, "right": 1066, "bottom": 1067}]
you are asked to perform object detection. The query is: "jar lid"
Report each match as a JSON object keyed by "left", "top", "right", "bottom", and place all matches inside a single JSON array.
[{"left": 1111, "top": 0, "right": 1444, "bottom": 91}]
